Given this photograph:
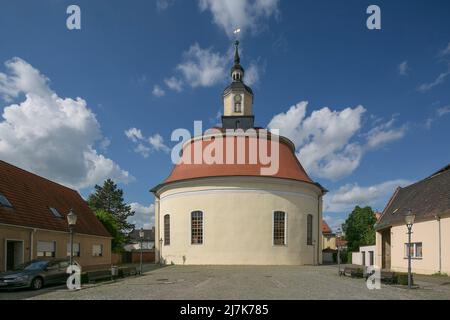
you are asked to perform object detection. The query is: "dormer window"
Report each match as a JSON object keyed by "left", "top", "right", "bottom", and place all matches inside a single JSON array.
[
  {"left": 49, "top": 207, "right": 63, "bottom": 218},
  {"left": 0, "top": 193, "right": 12, "bottom": 208}
]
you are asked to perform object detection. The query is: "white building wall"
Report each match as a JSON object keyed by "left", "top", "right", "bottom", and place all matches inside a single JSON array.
[{"left": 155, "top": 177, "right": 323, "bottom": 265}]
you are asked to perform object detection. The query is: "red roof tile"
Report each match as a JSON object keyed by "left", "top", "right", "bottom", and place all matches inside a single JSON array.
[
  {"left": 164, "top": 133, "right": 314, "bottom": 185},
  {"left": 322, "top": 220, "right": 332, "bottom": 233},
  {"left": 0, "top": 160, "right": 110, "bottom": 237}
]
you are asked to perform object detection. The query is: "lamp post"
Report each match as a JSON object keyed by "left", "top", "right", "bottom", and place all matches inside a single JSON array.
[
  {"left": 67, "top": 209, "right": 77, "bottom": 266},
  {"left": 404, "top": 210, "right": 415, "bottom": 289},
  {"left": 139, "top": 228, "right": 144, "bottom": 275},
  {"left": 336, "top": 227, "right": 342, "bottom": 276}
]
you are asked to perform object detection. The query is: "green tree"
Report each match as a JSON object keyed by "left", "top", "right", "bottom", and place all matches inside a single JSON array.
[
  {"left": 88, "top": 179, "right": 135, "bottom": 238},
  {"left": 95, "top": 210, "right": 125, "bottom": 252},
  {"left": 342, "top": 206, "right": 377, "bottom": 252}
]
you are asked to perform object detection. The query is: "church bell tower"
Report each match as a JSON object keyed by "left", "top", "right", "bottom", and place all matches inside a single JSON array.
[{"left": 221, "top": 40, "right": 255, "bottom": 130}]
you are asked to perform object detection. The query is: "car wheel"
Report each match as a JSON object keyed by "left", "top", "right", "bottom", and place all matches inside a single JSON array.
[{"left": 31, "top": 277, "right": 43, "bottom": 290}]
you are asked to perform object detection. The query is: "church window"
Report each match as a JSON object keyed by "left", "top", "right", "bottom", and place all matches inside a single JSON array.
[
  {"left": 307, "top": 214, "right": 313, "bottom": 245},
  {"left": 164, "top": 214, "right": 170, "bottom": 245},
  {"left": 273, "top": 211, "right": 286, "bottom": 245},
  {"left": 191, "top": 211, "right": 203, "bottom": 245}
]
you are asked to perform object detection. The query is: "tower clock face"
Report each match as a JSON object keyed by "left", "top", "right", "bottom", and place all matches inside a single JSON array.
[{"left": 234, "top": 94, "right": 242, "bottom": 103}]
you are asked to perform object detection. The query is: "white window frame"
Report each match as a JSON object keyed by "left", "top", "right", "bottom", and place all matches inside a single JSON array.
[
  {"left": 92, "top": 244, "right": 103, "bottom": 257},
  {"left": 190, "top": 210, "right": 204, "bottom": 245},
  {"left": 37, "top": 240, "right": 56, "bottom": 258},
  {"left": 67, "top": 242, "right": 81, "bottom": 257},
  {"left": 404, "top": 242, "right": 423, "bottom": 259},
  {"left": 272, "top": 211, "right": 288, "bottom": 246}
]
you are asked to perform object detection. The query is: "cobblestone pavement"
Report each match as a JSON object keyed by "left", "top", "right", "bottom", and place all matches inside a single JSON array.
[{"left": 1, "top": 265, "right": 449, "bottom": 300}]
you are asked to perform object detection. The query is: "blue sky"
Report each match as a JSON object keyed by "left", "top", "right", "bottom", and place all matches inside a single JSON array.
[{"left": 0, "top": 0, "right": 449, "bottom": 230}]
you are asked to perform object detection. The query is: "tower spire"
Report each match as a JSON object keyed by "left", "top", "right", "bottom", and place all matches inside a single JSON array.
[{"left": 234, "top": 40, "right": 240, "bottom": 65}]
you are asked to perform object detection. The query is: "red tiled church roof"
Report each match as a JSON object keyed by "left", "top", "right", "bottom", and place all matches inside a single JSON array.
[
  {"left": 0, "top": 160, "right": 111, "bottom": 237},
  {"left": 163, "top": 133, "right": 316, "bottom": 186}
]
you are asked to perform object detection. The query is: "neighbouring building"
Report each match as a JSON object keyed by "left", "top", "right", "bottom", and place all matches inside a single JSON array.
[
  {"left": 0, "top": 160, "right": 112, "bottom": 272},
  {"left": 322, "top": 220, "right": 337, "bottom": 250},
  {"left": 375, "top": 164, "right": 450, "bottom": 275},
  {"left": 322, "top": 220, "right": 337, "bottom": 263},
  {"left": 151, "top": 41, "right": 327, "bottom": 265},
  {"left": 352, "top": 245, "right": 376, "bottom": 267},
  {"left": 124, "top": 227, "right": 155, "bottom": 251}
]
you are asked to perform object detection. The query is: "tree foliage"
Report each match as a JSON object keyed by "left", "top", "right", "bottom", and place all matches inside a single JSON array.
[
  {"left": 95, "top": 210, "right": 125, "bottom": 253},
  {"left": 88, "top": 179, "right": 135, "bottom": 241},
  {"left": 342, "top": 206, "right": 377, "bottom": 252}
]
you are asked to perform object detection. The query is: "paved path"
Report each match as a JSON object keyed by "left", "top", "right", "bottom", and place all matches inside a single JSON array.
[{"left": 1, "top": 265, "right": 449, "bottom": 300}]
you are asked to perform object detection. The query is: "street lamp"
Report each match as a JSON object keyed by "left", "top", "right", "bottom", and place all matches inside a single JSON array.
[
  {"left": 67, "top": 209, "right": 77, "bottom": 266},
  {"left": 404, "top": 209, "right": 415, "bottom": 289},
  {"left": 336, "top": 227, "right": 342, "bottom": 276},
  {"left": 139, "top": 228, "right": 144, "bottom": 275}
]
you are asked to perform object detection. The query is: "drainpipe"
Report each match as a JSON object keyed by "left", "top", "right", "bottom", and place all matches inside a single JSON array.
[
  {"left": 30, "top": 229, "right": 36, "bottom": 261},
  {"left": 435, "top": 215, "right": 442, "bottom": 274}
]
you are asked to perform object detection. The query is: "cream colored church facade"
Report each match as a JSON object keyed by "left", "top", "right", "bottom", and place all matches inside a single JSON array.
[{"left": 152, "top": 42, "right": 326, "bottom": 265}]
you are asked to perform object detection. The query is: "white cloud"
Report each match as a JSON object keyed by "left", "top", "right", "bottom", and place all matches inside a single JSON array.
[
  {"left": 436, "top": 105, "right": 450, "bottom": 117},
  {"left": 198, "top": 0, "right": 280, "bottom": 38},
  {"left": 268, "top": 102, "right": 407, "bottom": 181},
  {"left": 129, "top": 202, "right": 155, "bottom": 229},
  {"left": 244, "top": 61, "right": 263, "bottom": 86},
  {"left": 156, "top": 0, "right": 175, "bottom": 12},
  {"left": 440, "top": 42, "right": 450, "bottom": 57},
  {"left": 165, "top": 44, "right": 262, "bottom": 91},
  {"left": 324, "top": 179, "right": 412, "bottom": 213},
  {"left": 176, "top": 43, "right": 228, "bottom": 88},
  {"left": 134, "top": 143, "right": 151, "bottom": 158},
  {"left": 417, "top": 72, "right": 449, "bottom": 92},
  {"left": 323, "top": 215, "right": 346, "bottom": 232},
  {"left": 164, "top": 76, "right": 183, "bottom": 92},
  {"left": 268, "top": 102, "right": 366, "bottom": 181},
  {"left": 365, "top": 118, "right": 406, "bottom": 150},
  {"left": 148, "top": 133, "right": 171, "bottom": 153},
  {"left": 125, "top": 128, "right": 170, "bottom": 157},
  {"left": 398, "top": 61, "right": 409, "bottom": 76},
  {"left": 152, "top": 85, "right": 166, "bottom": 97},
  {"left": 0, "top": 57, "right": 132, "bottom": 190},
  {"left": 124, "top": 127, "right": 144, "bottom": 142}
]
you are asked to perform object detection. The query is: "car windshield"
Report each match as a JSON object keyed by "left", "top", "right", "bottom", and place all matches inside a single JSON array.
[{"left": 14, "top": 260, "right": 49, "bottom": 271}]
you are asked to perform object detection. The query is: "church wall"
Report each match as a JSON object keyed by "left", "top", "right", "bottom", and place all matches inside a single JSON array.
[{"left": 155, "top": 177, "right": 322, "bottom": 265}]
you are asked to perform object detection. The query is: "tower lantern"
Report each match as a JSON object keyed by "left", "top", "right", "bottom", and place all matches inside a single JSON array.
[{"left": 222, "top": 40, "right": 254, "bottom": 130}]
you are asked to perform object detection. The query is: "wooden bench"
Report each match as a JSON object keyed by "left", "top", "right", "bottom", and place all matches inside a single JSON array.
[
  {"left": 120, "top": 266, "right": 137, "bottom": 277},
  {"left": 87, "top": 270, "right": 112, "bottom": 283}
]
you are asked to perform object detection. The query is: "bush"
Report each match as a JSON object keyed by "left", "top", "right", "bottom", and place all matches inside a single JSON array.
[
  {"left": 347, "top": 252, "right": 353, "bottom": 264},
  {"left": 332, "top": 250, "right": 349, "bottom": 264},
  {"left": 394, "top": 272, "right": 413, "bottom": 285},
  {"left": 351, "top": 268, "right": 364, "bottom": 278},
  {"left": 80, "top": 273, "right": 89, "bottom": 284}
]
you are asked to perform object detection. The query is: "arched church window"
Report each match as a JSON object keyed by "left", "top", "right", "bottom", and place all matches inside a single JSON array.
[
  {"left": 273, "top": 211, "right": 286, "bottom": 245},
  {"left": 164, "top": 214, "right": 170, "bottom": 246},
  {"left": 234, "top": 103, "right": 241, "bottom": 113},
  {"left": 307, "top": 214, "right": 313, "bottom": 245},
  {"left": 191, "top": 211, "right": 203, "bottom": 245}
]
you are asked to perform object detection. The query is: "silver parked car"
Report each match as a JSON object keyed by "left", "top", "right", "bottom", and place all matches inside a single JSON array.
[{"left": 0, "top": 259, "right": 70, "bottom": 290}]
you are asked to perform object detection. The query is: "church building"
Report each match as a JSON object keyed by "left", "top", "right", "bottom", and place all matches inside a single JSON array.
[{"left": 151, "top": 41, "right": 326, "bottom": 265}]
